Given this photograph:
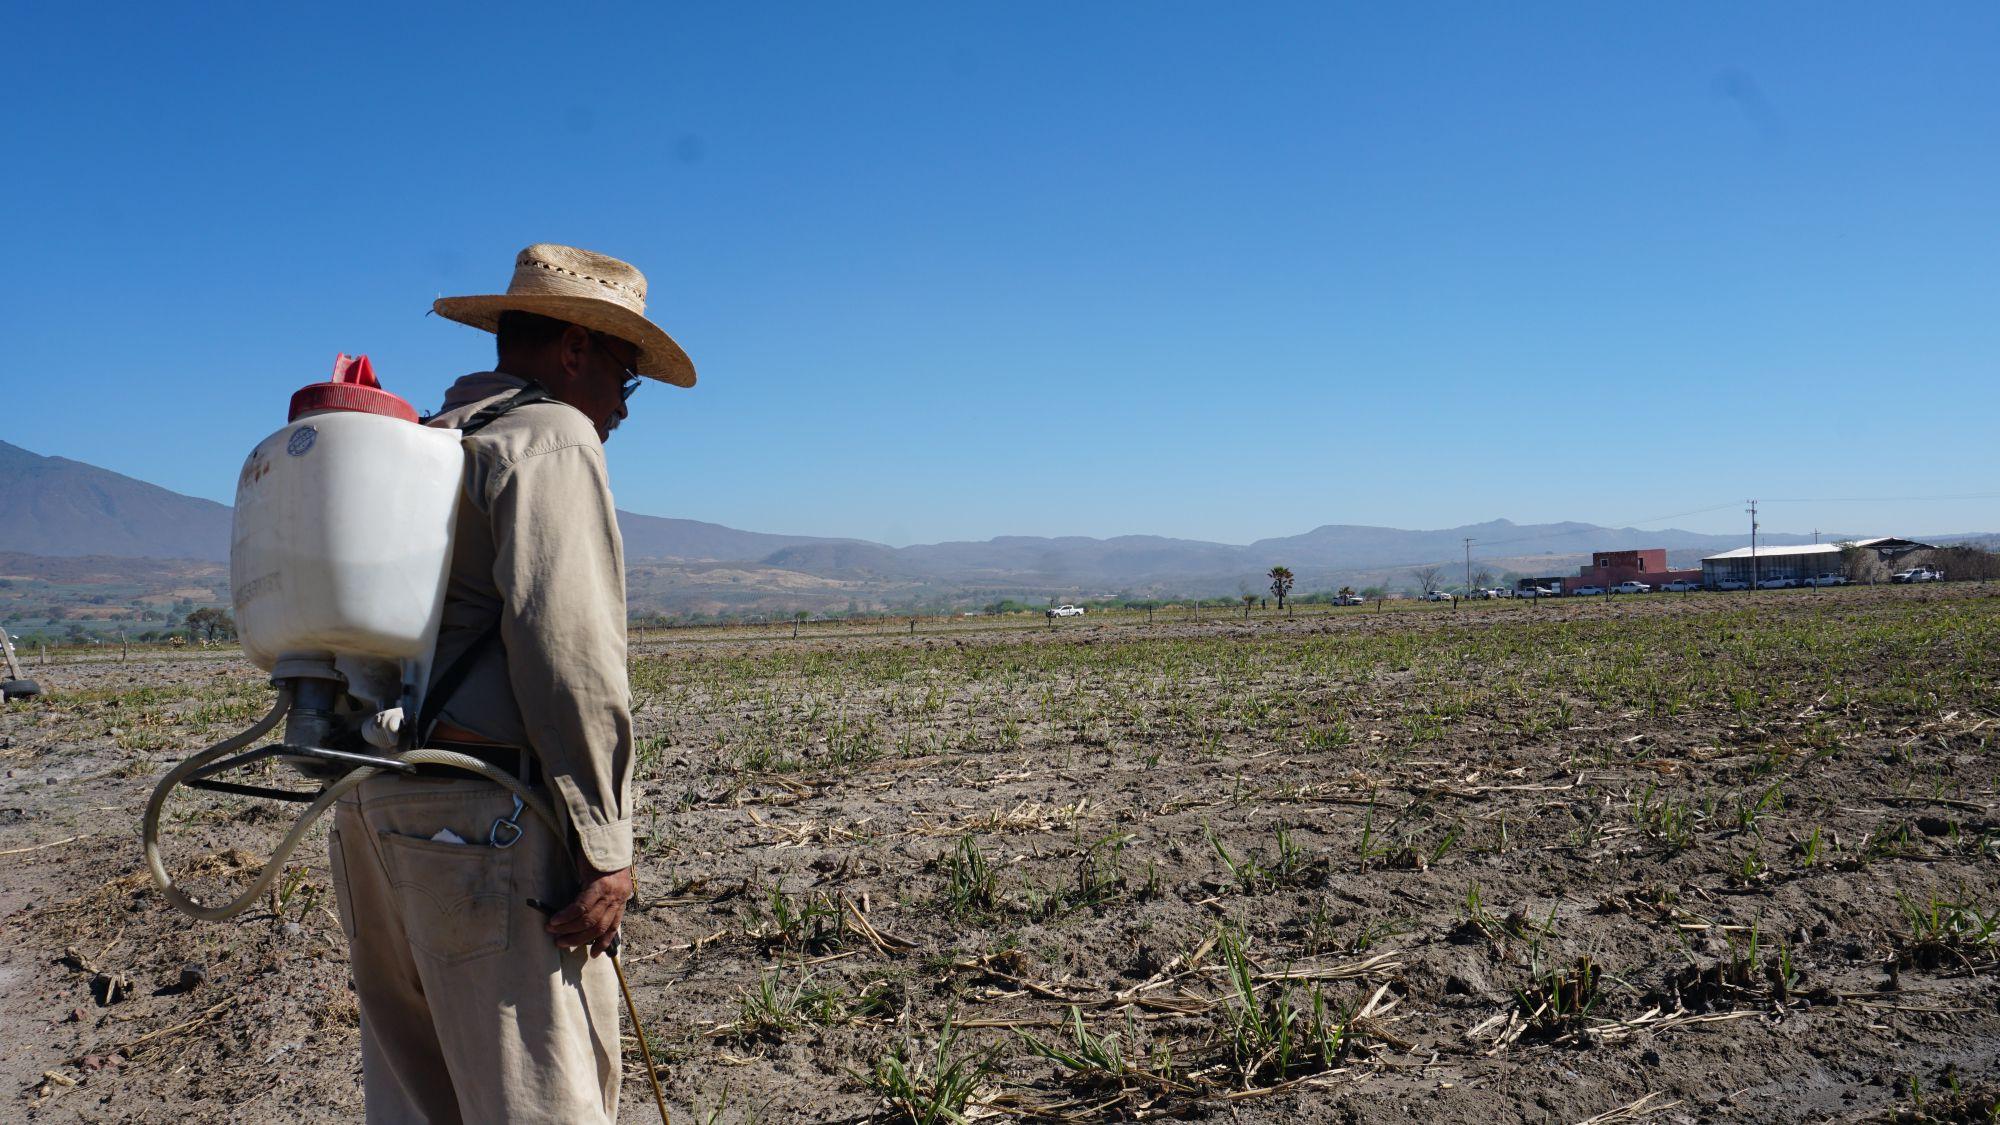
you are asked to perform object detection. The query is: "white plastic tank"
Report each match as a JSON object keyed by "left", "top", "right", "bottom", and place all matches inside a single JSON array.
[{"left": 231, "top": 360, "right": 463, "bottom": 674}]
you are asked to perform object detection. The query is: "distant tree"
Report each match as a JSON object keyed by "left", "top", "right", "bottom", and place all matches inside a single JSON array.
[
  {"left": 185, "top": 607, "right": 235, "bottom": 642},
  {"left": 1337, "top": 585, "right": 1357, "bottom": 600},
  {"left": 1241, "top": 593, "right": 1258, "bottom": 619},
  {"left": 1471, "top": 568, "right": 1494, "bottom": 590},
  {"left": 1413, "top": 565, "right": 1445, "bottom": 597},
  {"left": 1837, "top": 541, "right": 1890, "bottom": 584},
  {"left": 1267, "top": 566, "right": 1295, "bottom": 610},
  {"left": 1928, "top": 544, "right": 2000, "bottom": 582}
]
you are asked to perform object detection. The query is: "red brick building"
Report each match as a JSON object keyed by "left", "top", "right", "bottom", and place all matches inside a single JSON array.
[{"left": 1569, "top": 549, "right": 1701, "bottom": 589}]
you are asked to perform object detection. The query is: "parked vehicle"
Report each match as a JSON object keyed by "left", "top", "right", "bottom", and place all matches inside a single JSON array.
[
  {"left": 1480, "top": 587, "right": 1512, "bottom": 599},
  {"left": 1804, "top": 574, "right": 1849, "bottom": 587},
  {"left": 1517, "top": 586, "right": 1559, "bottom": 598},
  {"left": 1757, "top": 577, "right": 1798, "bottom": 589},
  {"left": 1423, "top": 590, "right": 1454, "bottom": 602},
  {"left": 1714, "top": 578, "right": 1751, "bottom": 591},
  {"left": 1570, "top": 585, "right": 1606, "bottom": 596},
  {"left": 1893, "top": 567, "right": 1943, "bottom": 584},
  {"left": 1335, "top": 594, "right": 1367, "bottom": 606},
  {"left": 1611, "top": 581, "right": 1652, "bottom": 594},
  {"left": 1046, "top": 604, "right": 1086, "bottom": 617},
  {"left": 1659, "top": 580, "right": 1702, "bottom": 592}
]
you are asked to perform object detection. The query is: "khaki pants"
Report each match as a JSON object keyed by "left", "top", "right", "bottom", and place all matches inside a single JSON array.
[{"left": 329, "top": 774, "right": 621, "bottom": 1124}]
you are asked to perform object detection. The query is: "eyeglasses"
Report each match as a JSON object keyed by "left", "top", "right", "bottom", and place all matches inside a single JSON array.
[{"left": 591, "top": 334, "right": 642, "bottom": 402}]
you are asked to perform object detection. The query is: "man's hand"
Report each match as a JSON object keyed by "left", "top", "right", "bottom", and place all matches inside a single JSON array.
[{"left": 545, "top": 865, "right": 633, "bottom": 956}]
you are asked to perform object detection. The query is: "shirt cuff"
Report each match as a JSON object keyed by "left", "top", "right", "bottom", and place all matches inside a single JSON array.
[{"left": 552, "top": 774, "right": 633, "bottom": 872}]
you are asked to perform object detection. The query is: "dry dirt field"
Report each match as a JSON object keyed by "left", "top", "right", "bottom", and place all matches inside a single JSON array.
[{"left": 4, "top": 586, "right": 1998, "bottom": 1123}]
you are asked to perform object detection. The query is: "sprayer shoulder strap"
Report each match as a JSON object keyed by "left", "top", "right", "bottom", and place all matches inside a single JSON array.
[
  {"left": 415, "top": 618, "right": 500, "bottom": 744},
  {"left": 415, "top": 381, "right": 554, "bottom": 744},
  {"left": 454, "top": 380, "right": 553, "bottom": 435}
]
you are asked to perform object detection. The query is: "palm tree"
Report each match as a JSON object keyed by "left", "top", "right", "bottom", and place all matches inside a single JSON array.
[{"left": 1267, "top": 566, "right": 1295, "bottom": 610}]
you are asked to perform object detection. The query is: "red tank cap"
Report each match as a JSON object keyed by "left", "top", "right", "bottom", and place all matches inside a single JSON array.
[{"left": 289, "top": 353, "right": 419, "bottom": 423}]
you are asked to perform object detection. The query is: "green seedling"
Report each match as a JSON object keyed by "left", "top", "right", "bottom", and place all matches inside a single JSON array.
[
  {"left": 1072, "top": 833, "right": 1130, "bottom": 909},
  {"left": 1896, "top": 891, "right": 2000, "bottom": 970},
  {"left": 864, "top": 1017, "right": 994, "bottom": 1125},
  {"left": 1513, "top": 954, "right": 1600, "bottom": 1038},
  {"left": 1794, "top": 825, "right": 1825, "bottom": 867},
  {"left": 1213, "top": 927, "right": 1360, "bottom": 1087},
  {"left": 1018, "top": 1005, "right": 1182, "bottom": 1098},
  {"left": 744, "top": 885, "right": 845, "bottom": 955},
  {"left": 941, "top": 835, "right": 1001, "bottom": 919},
  {"left": 1634, "top": 783, "right": 1700, "bottom": 852}
]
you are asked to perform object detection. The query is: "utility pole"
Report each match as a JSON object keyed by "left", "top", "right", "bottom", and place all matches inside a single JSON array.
[
  {"left": 1746, "top": 499, "right": 1760, "bottom": 589},
  {"left": 1463, "top": 538, "right": 1476, "bottom": 594}
]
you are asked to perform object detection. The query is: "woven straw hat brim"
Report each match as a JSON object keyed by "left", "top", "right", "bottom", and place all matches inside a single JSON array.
[{"left": 432, "top": 293, "right": 696, "bottom": 388}]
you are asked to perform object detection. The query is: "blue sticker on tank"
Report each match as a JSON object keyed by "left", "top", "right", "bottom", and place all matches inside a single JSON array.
[{"left": 287, "top": 426, "right": 318, "bottom": 457}]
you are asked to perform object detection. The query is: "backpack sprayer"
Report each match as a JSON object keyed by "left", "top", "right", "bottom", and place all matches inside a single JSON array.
[{"left": 141, "top": 356, "right": 670, "bottom": 1123}]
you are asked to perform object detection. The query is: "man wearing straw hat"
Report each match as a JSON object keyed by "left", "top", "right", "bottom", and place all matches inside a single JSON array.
[{"left": 327, "top": 244, "right": 692, "bottom": 1122}]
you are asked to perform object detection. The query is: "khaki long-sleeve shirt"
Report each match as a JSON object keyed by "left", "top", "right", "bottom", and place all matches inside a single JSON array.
[{"left": 424, "top": 371, "right": 635, "bottom": 873}]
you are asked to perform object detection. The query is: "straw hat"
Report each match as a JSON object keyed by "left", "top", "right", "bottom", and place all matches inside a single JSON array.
[{"left": 433, "top": 244, "right": 695, "bottom": 387}]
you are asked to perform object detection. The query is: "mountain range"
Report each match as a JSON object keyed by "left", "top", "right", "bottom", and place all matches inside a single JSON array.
[{"left": 0, "top": 437, "right": 1947, "bottom": 614}]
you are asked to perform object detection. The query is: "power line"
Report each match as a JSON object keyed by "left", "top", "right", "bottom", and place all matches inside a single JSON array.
[
  {"left": 1621, "top": 502, "right": 1744, "bottom": 526},
  {"left": 1763, "top": 492, "right": 2000, "bottom": 504}
]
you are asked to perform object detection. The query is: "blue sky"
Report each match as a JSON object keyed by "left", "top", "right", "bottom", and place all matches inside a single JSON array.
[{"left": 4, "top": 3, "right": 1995, "bottom": 548}]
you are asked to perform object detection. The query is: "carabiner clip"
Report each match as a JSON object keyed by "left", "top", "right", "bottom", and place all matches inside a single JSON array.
[{"left": 489, "top": 795, "right": 525, "bottom": 849}]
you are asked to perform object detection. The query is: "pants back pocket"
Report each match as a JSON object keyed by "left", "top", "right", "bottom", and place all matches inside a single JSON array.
[{"left": 378, "top": 832, "right": 514, "bottom": 965}]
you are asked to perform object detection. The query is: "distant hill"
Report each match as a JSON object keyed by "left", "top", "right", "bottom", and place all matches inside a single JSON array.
[
  {"left": 759, "top": 541, "right": 928, "bottom": 578},
  {"left": 7, "top": 436, "right": 1982, "bottom": 617},
  {"left": 615, "top": 511, "right": 858, "bottom": 562},
  {"left": 0, "top": 440, "right": 233, "bottom": 560},
  {"left": 0, "top": 439, "right": 855, "bottom": 565}
]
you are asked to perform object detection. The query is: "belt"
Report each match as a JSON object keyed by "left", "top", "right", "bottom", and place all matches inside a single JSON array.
[{"left": 415, "top": 738, "right": 541, "bottom": 786}]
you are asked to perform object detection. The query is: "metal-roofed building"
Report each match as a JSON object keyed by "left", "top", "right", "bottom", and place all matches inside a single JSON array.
[{"left": 1701, "top": 537, "right": 1932, "bottom": 587}]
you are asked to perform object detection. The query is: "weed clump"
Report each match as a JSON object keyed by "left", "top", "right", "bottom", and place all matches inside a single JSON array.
[{"left": 1894, "top": 892, "right": 2000, "bottom": 971}]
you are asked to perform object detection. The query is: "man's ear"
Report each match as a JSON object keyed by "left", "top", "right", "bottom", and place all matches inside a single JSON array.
[{"left": 558, "top": 324, "right": 593, "bottom": 379}]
